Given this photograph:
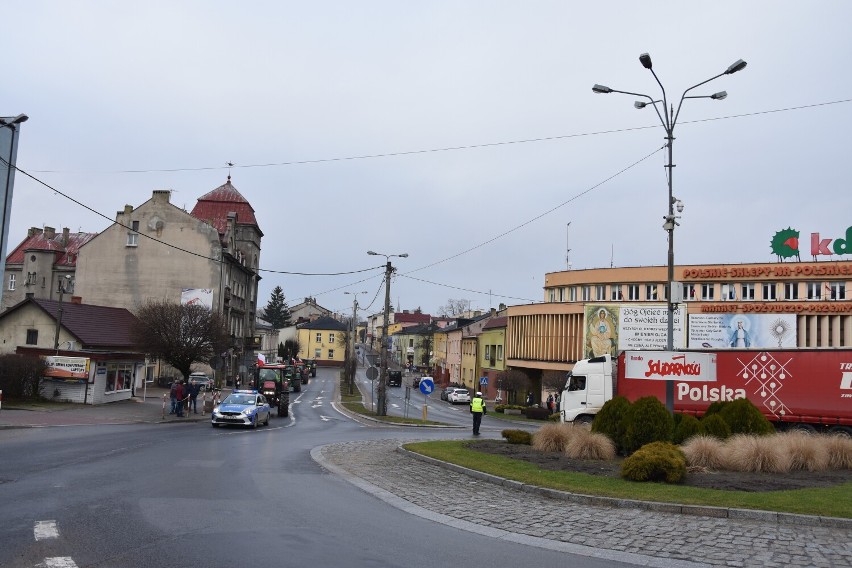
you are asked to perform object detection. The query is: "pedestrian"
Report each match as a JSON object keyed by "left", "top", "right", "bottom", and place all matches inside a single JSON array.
[
  {"left": 169, "top": 380, "right": 178, "bottom": 414},
  {"left": 546, "top": 393, "right": 554, "bottom": 414},
  {"left": 470, "top": 391, "right": 486, "bottom": 435},
  {"left": 188, "top": 382, "right": 200, "bottom": 414},
  {"left": 526, "top": 391, "right": 534, "bottom": 407},
  {"left": 174, "top": 380, "right": 185, "bottom": 418}
]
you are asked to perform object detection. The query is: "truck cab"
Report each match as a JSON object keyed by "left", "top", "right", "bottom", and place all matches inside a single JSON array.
[{"left": 560, "top": 355, "right": 616, "bottom": 424}]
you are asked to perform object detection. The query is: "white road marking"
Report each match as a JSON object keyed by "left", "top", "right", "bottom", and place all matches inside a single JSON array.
[
  {"left": 34, "top": 520, "right": 59, "bottom": 541},
  {"left": 44, "top": 558, "right": 78, "bottom": 567},
  {"left": 320, "top": 415, "right": 330, "bottom": 421},
  {"left": 311, "top": 403, "right": 323, "bottom": 408}
]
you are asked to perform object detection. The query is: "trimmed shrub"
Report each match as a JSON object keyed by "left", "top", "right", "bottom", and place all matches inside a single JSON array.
[
  {"left": 700, "top": 413, "right": 732, "bottom": 440},
  {"left": 719, "top": 398, "right": 774, "bottom": 436},
  {"left": 548, "top": 413, "right": 561, "bottom": 422},
  {"left": 621, "top": 442, "right": 687, "bottom": 483},
  {"left": 565, "top": 428, "right": 616, "bottom": 460},
  {"left": 532, "top": 423, "right": 573, "bottom": 452},
  {"left": 0, "top": 354, "right": 47, "bottom": 399},
  {"left": 824, "top": 434, "right": 852, "bottom": 470},
  {"left": 680, "top": 435, "right": 726, "bottom": 470},
  {"left": 624, "top": 396, "right": 674, "bottom": 454},
  {"left": 495, "top": 404, "right": 525, "bottom": 414},
  {"left": 673, "top": 414, "right": 704, "bottom": 445},
  {"left": 523, "top": 407, "right": 551, "bottom": 420},
  {"left": 778, "top": 431, "right": 830, "bottom": 471},
  {"left": 723, "top": 434, "right": 792, "bottom": 473},
  {"left": 501, "top": 429, "right": 532, "bottom": 445},
  {"left": 591, "top": 395, "right": 632, "bottom": 455},
  {"left": 702, "top": 400, "right": 730, "bottom": 418}
]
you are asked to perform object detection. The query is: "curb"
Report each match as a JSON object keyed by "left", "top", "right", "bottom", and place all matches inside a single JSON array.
[{"left": 397, "top": 444, "right": 852, "bottom": 529}]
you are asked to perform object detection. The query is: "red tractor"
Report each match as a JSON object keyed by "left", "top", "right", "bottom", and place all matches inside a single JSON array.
[{"left": 254, "top": 363, "right": 291, "bottom": 417}]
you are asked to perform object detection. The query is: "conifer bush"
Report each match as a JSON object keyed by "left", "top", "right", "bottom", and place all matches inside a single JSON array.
[
  {"left": 621, "top": 441, "right": 687, "bottom": 483},
  {"left": 591, "top": 395, "right": 631, "bottom": 455},
  {"left": 700, "top": 413, "right": 732, "bottom": 440},
  {"left": 718, "top": 398, "right": 774, "bottom": 436},
  {"left": 623, "top": 396, "right": 674, "bottom": 454},
  {"left": 673, "top": 414, "right": 704, "bottom": 445},
  {"left": 501, "top": 429, "right": 532, "bottom": 445}
]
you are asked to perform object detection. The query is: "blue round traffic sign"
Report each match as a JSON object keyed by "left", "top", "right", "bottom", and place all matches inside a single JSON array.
[{"left": 418, "top": 377, "right": 435, "bottom": 395}]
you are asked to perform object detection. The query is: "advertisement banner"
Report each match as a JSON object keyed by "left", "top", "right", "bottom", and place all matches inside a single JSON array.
[
  {"left": 623, "top": 351, "right": 717, "bottom": 382},
  {"left": 44, "top": 356, "right": 90, "bottom": 380},
  {"left": 688, "top": 313, "right": 796, "bottom": 349},
  {"left": 180, "top": 288, "right": 213, "bottom": 309},
  {"left": 584, "top": 304, "right": 685, "bottom": 359}
]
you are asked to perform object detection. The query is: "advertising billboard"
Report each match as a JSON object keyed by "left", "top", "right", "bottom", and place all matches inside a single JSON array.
[
  {"left": 181, "top": 288, "right": 213, "bottom": 309},
  {"left": 623, "top": 351, "right": 716, "bottom": 382},
  {"left": 688, "top": 313, "right": 797, "bottom": 349},
  {"left": 583, "top": 304, "right": 685, "bottom": 359},
  {"left": 44, "top": 356, "right": 90, "bottom": 382}
]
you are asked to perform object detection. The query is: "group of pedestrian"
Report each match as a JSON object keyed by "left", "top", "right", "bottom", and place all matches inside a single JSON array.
[
  {"left": 169, "top": 379, "right": 202, "bottom": 418},
  {"left": 546, "top": 393, "right": 559, "bottom": 415}
]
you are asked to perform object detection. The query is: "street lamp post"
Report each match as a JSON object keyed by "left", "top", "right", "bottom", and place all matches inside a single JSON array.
[
  {"left": 344, "top": 290, "right": 368, "bottom": 396},
  {"left": 367, "top": 250, "right": 408, "bottom": 416},
  {"left": 0, "top": 114, "right": 28, "bottom": 311},
  {"left": 53, "top": 275, "right": 72, "bottom": 353},
  {"left": 593, "top": 53, "right": 746, "bottom": 413}
]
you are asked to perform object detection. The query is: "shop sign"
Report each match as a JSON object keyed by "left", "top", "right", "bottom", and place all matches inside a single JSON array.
[{"left": 44, "top": 356, "right": 90, "bottom": 379}]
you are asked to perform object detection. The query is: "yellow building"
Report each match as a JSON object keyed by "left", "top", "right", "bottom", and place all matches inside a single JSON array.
[
  {"left": 297, "top": 315, "right": 349, "bottom": 367},
  {"left": 478, "top": 316, "right": 507, "bottom": 400},
  {"left": 460, "top": 336, "right": 478, "bottom": 392}
]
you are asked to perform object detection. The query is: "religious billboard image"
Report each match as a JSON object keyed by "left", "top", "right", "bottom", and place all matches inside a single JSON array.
[
  {"left": 584, "top": 305, "right": 686, "bottom": 359},
  {"left": 688, "top": 313, "right": 797, "bottom": 349}
]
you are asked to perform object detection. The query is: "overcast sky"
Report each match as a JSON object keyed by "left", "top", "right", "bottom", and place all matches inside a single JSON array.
[{"left": 5, "top": 1, "right": 851, "bottom": 319}]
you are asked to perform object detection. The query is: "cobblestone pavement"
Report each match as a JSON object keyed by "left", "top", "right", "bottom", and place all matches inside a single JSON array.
[{"left": 315, "top": 439, "right": 852, "bottom": 568}]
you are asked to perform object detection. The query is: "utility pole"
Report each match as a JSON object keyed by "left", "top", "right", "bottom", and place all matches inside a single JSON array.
[
  {"left": 344, "top": 290, "right": 367, "bottom": 396},
  {"left": 368, "top": 250, "right": 408, "bottom": 417}
]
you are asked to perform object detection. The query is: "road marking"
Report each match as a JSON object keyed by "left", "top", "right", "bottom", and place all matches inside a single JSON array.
[
  {"left": 311, "top": 403, "right": 323, "bottom": 408},
  {"left": 44, "top": 558, "right": 78, "bottom": 567},
  {"left": 34, "top": 520, "right": 58, "bottom": 541},
  {"left": 320, "top": 415, "right": 330, "bottom": 421}
]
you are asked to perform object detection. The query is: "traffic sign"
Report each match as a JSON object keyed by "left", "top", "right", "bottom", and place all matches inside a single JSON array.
[
  {"left": 418, "top": 377, "right": 435, "bottom": 396},
  {"left": 479, "top": 376, "right": 488, "bottom": 387},
  {"left": 366, "top": 366, "right": 379, "bottom": 381}
]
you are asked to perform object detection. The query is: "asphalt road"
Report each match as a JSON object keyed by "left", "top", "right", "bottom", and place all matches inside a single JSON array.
[{"left": 0, "top": 368, "right": 628, "bottom": 568}]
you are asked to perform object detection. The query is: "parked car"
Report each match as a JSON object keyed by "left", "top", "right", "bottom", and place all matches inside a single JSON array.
[
  {"left": 387, "top": 370, "right": 402, "bottom": 387},
  {"left": 188, "top": 372, "right": 213, "bottom": 391},
  {"left": 211, "top": 389, "right": 271, "bottom": 428},
  {"left": 448, "top": 388, "right": 470, "bottom": 405},
  {"left": 440, "top": 386, "right": 460, "bottom": 401}
]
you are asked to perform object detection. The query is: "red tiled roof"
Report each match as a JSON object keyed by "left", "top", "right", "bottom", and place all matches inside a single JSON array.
[
  {"left": 394, "top": 312, "right": 431, "bottom": 324},
  {"left": 190, "top": 178, "right": 259, "bottom": 236},
  {"left": 6, "top": 231, "right": 98, "bottom": 266},
  {"left": 482, "top": 316, "right": 507, "bottom": 330}
]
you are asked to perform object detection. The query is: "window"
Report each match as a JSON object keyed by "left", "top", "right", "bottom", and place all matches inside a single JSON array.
[
  {"left": 645, "top": 285, "right": 658, "bottom": 301},
  {"left": 8, "top": 274, "right": 15, "bottom": 291},
  {"left": 581, "top": 286, "right": 591, "bottom": 302},
  {"left": 569, "top": 286, "right": 578, "bottom": 302},
  {"left": 329, "top": 333, "right": 335, "bottom": 344},
  {"left": 784, "top": 282, "right": 799, "bottom": 300},
  {"left": 741, "top": 283, "right": 755, "bottom": 300},
  {"left": 484, "top": 345, "right": 491, "bottom": 360},
  {"left": 763, "top": 282, "right": 777, "bottom": 301},
  {"left": 610, "top": 285, "right": 623, "bottom": 301},
  {"left": 26, "top": 329, "right": 38, "bottom": 345},
  {"left": 316, "top": 332, "right": 322, "bottom": 343},
  {"left": 105, "top": 363, "right": 133, "bottom": 393},
  {"left": 558, "top": 287, "right": 565, "bottom": 302},
  {"left": 314, "top": 348, "right": 321, "bottom": 358},
  {"left": 327, "top": 349, "right": 334, "bottom": 359},
  {"left": 126, "top": 221, "right": 139, "bottom": 247},
  {"left": 497, "top": 345, "right": 503, "bottom": 360},
  {"left": 408, "top": 338, "right": 414, "bottom": 348},
  {"left": 548, "top": 289, "right": 556, "bottom": 302},
  {"left": 627, "top": 284, "right": 640, "bottom": 301},
  {"left": 595, "top": 285, "right": 607, "bottom": 301},
  {"left": 721, "top": 284, "right": 737, "bottom": 301},
  {"left": 26, "top": 271, "right": 36, "bottom": 285},
  {"left": 682, "top": 283, "right": 696, "bottom": 301},
  {"left": 701, "top": 284, "right": 715, "bottom": 301},
  {"left": 827, "top": 282, "right": 846, "bottom": 300}
]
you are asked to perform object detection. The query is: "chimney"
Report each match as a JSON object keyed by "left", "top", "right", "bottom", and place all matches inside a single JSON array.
[
  {"left": 123, "top": 205, "right": 133, "bottom": 215},
  {"left": 62, "top": 227, "right": 70, "bottom": 245},
  {"left": 44, "top": 226, "right": 56, "bottom": 239},
  {"left": 28, "top": 227, "right": 43, "bottom": 238},
  {"left": 152, "top": 190, "right": 171, "bottom": 204}
]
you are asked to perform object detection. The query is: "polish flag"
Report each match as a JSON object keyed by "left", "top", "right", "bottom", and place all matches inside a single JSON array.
[{"left": 257, "top": 353, "right": 266, "bottom": 366}]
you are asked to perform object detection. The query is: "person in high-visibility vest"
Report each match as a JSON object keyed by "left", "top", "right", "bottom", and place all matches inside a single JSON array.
[{"left": 470, "top": 391, "right": 486, "bottom": 436}]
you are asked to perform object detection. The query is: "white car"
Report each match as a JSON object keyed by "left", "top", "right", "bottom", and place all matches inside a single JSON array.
[{"left": 448, "top": 388, "right": 471, "bottom": 405}]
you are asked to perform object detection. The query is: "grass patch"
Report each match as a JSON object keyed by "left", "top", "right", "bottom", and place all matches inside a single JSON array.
[{"left": 404, "top": 440, "right": 852, "bottom": 518}]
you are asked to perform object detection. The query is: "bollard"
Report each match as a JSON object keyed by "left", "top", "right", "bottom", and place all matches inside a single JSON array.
[
  {"left": 162, "top": 393, "right": 166, "bottom": 419},
  {"left": 0, "top": 388, "right": 3, "bottom": 413}
]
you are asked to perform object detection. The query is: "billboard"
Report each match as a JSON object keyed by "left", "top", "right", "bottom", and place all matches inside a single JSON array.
[
  {"left": 44, "top": 356, "right": 90, "bottom": 381},
  {"left": 584, "top": 304, "right": 685, "bottom": 359},
  {"left": 623, "top": 351, "right": 717, "bottom": 382},
  {"left": 688, "top": 313, "right": 797, "bottom": 349},
  {"left": 181, "top": 288, "right": 213, "bottom": 309}
]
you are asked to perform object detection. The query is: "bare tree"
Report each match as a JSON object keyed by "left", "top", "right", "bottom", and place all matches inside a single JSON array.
[
  {"left": 438, "top": 298, "right": 470, "bottom": 317},
  {"left": 496, "top": 369, "right": 530, "bottom": 405},
  {"left": 132, "top": 301, "right": 230, "bottom": 381},
  {"left": 542, "top": 370, "right": 567, "bottom": 395},
  {"left": 0, "top": 354, "right": 47, "bottom": 399}
]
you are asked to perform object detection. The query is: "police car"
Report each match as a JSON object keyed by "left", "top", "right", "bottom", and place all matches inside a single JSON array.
[{"left": 211, "top": 389, "right": 271, "bottom": 428}]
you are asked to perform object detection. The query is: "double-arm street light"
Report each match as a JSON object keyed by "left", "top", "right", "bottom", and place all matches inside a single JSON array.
[
  {"left": 367, "top": 250, "right": 408, "bottom": 416},
  {"left": 593, "top": 53, "right": 746, "bottom": 413}
]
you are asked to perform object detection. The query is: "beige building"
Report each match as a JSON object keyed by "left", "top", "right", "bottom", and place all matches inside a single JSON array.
[{"left": 507, "top": 260, "right": 852, "bottom": 383}]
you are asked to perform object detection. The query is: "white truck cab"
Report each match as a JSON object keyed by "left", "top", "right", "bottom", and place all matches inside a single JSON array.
[{"left": 560, "top": 354, "right": 616, "bottom": 424}]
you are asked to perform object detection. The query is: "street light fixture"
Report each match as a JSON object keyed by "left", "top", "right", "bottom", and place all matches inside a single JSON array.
[
  {"left": 593, "top": 53, "right": 747, "bottom": 413},
  {"left": 366, "top": 250, "right": 408, "bottom": 416}
]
